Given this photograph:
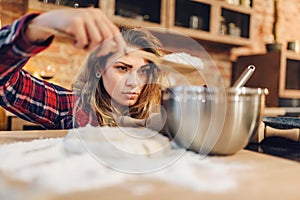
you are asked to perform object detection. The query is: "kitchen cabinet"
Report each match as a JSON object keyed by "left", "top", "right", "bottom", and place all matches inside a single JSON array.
[
  {"left": 106, "top": 0, "right": 254, "bottom": 46},
  {"left": 29, "top": 0, "right": 106, "bottom": 11},
  {"left": 106, "top": 0, "right": 168, "bottom": 28},
  {"left": 36, "top": 0, "right": 100, "bottom": 8},
  {"left": 168, "top": 0, "right": 253, "bottom": 46},
  {"left": 232, "top": 50, "right": 300, "bottom": 107},
  {"left": 28, "top": 0, "right": 254, "bottom": 47}
]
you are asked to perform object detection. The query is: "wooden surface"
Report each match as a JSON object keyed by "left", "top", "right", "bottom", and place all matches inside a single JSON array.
[
  {"left": 264, "top": 107, "right": 286, "bottom": 116},
  {"left": 168, "top": 0, "right": 253, "bottom": 47},
  {"left": 0, "top": 129, "right": 300, "bottom": 200},
  {"left": 4, "top": 110, "right": 42, "bottom": 131},
  {"left": 279, "top": 51, "right": 300, "bottom": 98},
  {"left": 27, "top": 0, "right": 253, "bottom": 47},
  {"left": 232, "top": 52, "right": 282, "bottom": 107},
  {"left": 233, "top": 51, "right": 300, "bottom": 106},
  {"left": 47, "top": 151, "right": 300, "bottom": 200},
  {"left": 0, "top": 129, "right": 68, "bottom": 144}
]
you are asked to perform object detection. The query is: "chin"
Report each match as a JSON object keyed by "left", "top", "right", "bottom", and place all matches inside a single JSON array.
[
  {"left": 124, "top": 100, "right": 136, "bottom": 106},
  {"left": 121, "top": 99, "right": 138, "bottom": 107},
  {"left": 127, "top": 101, "right": 137, "bottom": 107}
]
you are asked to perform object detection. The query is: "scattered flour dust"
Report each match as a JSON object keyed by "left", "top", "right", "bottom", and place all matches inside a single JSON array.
[
  {"left": 0, "top": 127, "right": 252, "bottom": 195},
  {"left": 163, "top": 52, "right": 204, "bottom": 69}
]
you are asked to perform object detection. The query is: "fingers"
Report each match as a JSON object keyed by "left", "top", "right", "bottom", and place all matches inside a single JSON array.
[
  {"left": 95, "top": 11, "right": 127, "bottom": 53},
  {"left": 71, "top": 8, "right": 126, "bottom": 52},
  {"left": 145, "top": 113, "right": 165, "bottom": 132},
  {"left": 32, "top": 8, "right": 126, "bottom": 52},
  {"left": 69, "top": 16, "right": 89, "bottom": 49},
  {"left": 113, "top": 114, "right": 146, "bottom": 128},
  {"left": 96, "top": 40, "right": 117, "bottom": 56}
]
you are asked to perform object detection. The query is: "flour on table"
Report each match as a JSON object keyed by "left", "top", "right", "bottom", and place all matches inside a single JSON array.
[
  {"left": 63, "top": 126, "right": 181, "bottom": 173},
  {"left": 0, "top": 126, "right": 252, "bottom": 195},
  {"left": 64, "top": 125, "right": 171, "bottom": 155}
]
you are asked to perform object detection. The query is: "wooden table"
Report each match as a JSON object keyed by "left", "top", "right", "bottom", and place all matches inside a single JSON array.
[
  {"left": 0, "top": 130, "right": 300, "bottom": 200},
  {"left": 3, "top": 107, "right": 295, "bottom": 131},
  {"left": 4, "top": 110, "right": 42, "bottom": 131}
]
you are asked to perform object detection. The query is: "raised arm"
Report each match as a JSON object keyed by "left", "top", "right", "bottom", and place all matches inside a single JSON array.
[
  {"left": 0, "top": 8, "right": 125, "bottom": 83},
  {"left": 25, "top": 8, "right": 126, "bottom": 52},
  {"left": 0, "top": 8, "right": 125, "bottom": 129}
]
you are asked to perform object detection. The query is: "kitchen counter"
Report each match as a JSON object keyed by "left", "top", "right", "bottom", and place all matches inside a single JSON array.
[
  {"left": 0, "top": 130, "right": 300, "bottom": 200},
  {"left": 247, "top": 137, "right": 300, "bottom": 162}
]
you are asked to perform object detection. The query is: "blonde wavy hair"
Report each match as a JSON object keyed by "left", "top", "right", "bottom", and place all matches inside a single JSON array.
[{"left": 73, "top": 28, "right": 165, "bottom": 126}]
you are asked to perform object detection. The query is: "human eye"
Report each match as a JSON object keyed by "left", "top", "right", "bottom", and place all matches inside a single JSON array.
[
  {"left": 138, "top": 68, "right": 150, "bottom": 75},
  {"left": 115, "top": 65, "right": 128, "bottom": 72},
  {"left": 138, "top": 64, "right": 152, "bottom": 76}
]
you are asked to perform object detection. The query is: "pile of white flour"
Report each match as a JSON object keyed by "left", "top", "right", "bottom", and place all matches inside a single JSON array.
[{"left": 0, "top": 126, "right": 251, "bottom": 195}]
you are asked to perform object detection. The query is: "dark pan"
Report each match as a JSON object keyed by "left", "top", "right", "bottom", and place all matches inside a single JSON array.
[{"left": 263, "top": 116, "right": 300, "bottom": 129}]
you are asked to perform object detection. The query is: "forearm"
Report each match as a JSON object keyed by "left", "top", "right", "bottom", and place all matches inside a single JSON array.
[
  {"left": 116, "top": 114, "right": 165, "bottom": 132},
  {"left": 0, "top": 70, "right": 74, "bottom": 129}
]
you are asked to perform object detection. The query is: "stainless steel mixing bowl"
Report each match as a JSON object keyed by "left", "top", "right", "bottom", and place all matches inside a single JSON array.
[{"left": 161, "top": 86, "right": 268, "bottom": 155}]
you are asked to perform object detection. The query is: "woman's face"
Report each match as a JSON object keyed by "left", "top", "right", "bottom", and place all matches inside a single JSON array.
[{"left": 102, "top": 53, "right": 152, "bottom": 107}]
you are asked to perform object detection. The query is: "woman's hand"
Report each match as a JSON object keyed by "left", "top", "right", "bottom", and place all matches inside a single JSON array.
[
  {"left": 145, "top": 113, "right": 165, "bottom": 132},
  {"left": 25, "top": 8, "right": 126, "bottom": 53},
  {"left": 115, "top": 113, "right": 165, "bottom": 132},
  {"left": 115, "top": 115, "right": 145, "bottom": 128}
]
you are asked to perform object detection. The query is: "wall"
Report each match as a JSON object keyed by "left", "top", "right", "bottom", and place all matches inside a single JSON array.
[
  {"left": 0, "top": 0, "right": 28, "bottom": 130},
  {"left": 0, "top": 0, "right": 299, "bottom": 130},
  {"left": 0, "top": 0, "right": 27, "bottom": 25}
]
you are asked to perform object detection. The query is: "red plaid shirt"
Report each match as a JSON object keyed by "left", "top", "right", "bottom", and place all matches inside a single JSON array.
[{"left": 0, "top": 14, "right": 98, "bottom": 129}]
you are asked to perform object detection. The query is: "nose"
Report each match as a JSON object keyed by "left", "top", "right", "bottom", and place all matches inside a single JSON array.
[{"left": 125, "top": 71, "right": 141, "bottom": 87}]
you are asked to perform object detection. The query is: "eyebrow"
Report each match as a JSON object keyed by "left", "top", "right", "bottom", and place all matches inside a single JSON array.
[
  {"left": 114, "top": 62, "right": 152, "bottom": 69},
  {"left": 114, "top": 61, "right": 132, "bottom": 68}
]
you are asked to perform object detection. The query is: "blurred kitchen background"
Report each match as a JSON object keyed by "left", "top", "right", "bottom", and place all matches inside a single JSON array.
[{"left": 0, "top": 0, "right": 300, "bottom": 130}]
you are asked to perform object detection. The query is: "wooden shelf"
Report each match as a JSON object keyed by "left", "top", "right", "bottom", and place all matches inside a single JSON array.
[
  {"left": 106, "top": 0, "right": 168, "bottom": 27},
  {"left": 168, "top": 26, "right": 251, "bottom": 47},
  {"left": 27, "top": 0, "right": 254, "bottom": 48},
  {"left": 279, "top": 51, "right": 300, "bottom": 99},
  {"left": 218, "top": 1, "right": 253, "bottom": 15},
  {"left": 285, "top": 50, "right": 300, "bottom": 60},
  {"left": 168, "top": 0, "right": 253, "bottom": 47},
  {"left": 110, "top": 15, "right": 166, "bottom": 29},
  {"left": 193, "top": 0, "right": 253, "bottom": 14},
  {"left": 28, "top": 0, "right": 68, "bottom": 12}
]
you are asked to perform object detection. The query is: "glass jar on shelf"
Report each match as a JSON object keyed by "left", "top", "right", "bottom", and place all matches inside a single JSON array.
[
  {"left": 218, "top": 17, "right": 227, "bottom": 35},
  {"left": 226, "top": 0, "right": 240, "bottom": 5},
  {"left": 240, "top": 0, "right": 251, "bottom": 8},
  {"left": 228, "top": 23, "right": 241, "bottom": 37},
  {"left": 189, "top": 16, "right": 203, "bottom": 30}
]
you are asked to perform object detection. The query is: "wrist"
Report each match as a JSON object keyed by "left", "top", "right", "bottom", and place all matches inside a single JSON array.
[
  {"left": 11, "top": 13, "right": 53, "bottom": 56},
  {"left": 24, "top": 22, "right": 53, "bottom": 44}
]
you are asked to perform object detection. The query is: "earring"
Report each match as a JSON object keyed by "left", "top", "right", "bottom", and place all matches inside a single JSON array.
[{"left": 96, "top": 71, "right": 101, "bottom": 78}]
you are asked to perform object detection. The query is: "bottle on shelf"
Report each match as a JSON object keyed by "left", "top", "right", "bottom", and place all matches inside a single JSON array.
[
  {"left": 218, "top": 17, "right": 227, "bottom": 35},
  {"left": 189, "top": 15, "right": 203, "bottom": 30},
  {"left": 228, "top": 23, "right": 241, "bottom": 37},
  {"left": 240, "top": 0, "right": 251, "bottom": 8},
  {"left": 226, "top": 0, "right": 240, "bottom": 5}
]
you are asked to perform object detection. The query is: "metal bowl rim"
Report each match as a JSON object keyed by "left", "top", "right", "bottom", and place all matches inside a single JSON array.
[{"left": 164, "top": 86, "right": 269, "bottom": 95}]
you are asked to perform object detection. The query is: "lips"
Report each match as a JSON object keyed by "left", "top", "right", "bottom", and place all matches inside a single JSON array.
[{"left": 122, "top": 91, "right": 139, "bottom": 99}]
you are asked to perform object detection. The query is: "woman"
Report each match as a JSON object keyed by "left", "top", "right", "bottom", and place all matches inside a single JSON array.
[
  {"left": 72, "top": 27, "right": 165, "bottom": 128},
  {"left": 0, "top": 8, "right": 165, "bottom": 130}
]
